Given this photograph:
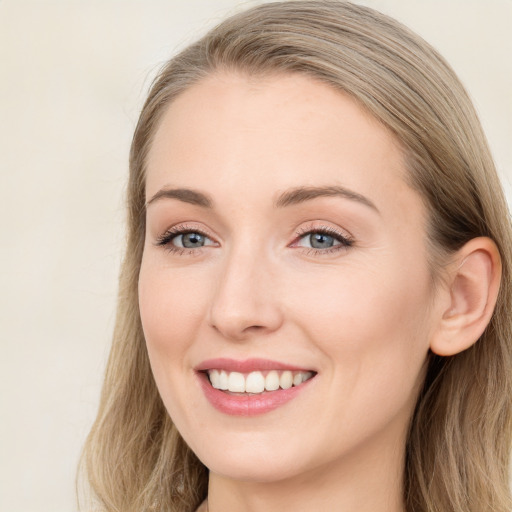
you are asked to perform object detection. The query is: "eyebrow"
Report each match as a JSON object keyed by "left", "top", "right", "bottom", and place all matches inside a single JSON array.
[
  {"left": 146, "top": 185, "right": 379, "bottom": 213},
  {"left": 275, "top": 185, "right": 379, "bottom": 212},
  {"left": 146, "top": 188, "right": 213, "bottom": 208}
]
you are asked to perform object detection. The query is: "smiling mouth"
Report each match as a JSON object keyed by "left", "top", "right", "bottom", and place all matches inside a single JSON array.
[{"left": 205, "top": 369, "right": 316, "bottom": 395}]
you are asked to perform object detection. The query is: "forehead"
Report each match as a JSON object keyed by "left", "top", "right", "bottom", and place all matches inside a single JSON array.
[{"left": 145, "top": 72, "right": 416, "bottom": 218}]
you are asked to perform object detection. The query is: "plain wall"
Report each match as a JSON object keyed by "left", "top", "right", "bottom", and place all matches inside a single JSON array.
[{"left": 1, "top": 1, "right": 510, "bottom": 511}]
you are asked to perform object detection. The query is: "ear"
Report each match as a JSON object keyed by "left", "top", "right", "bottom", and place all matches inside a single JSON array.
[{"left": 430, "top": 237, "right": 502, "bottom": 356}]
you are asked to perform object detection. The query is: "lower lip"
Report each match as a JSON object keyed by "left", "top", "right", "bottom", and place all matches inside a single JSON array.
[{"left": 197, "top": 372, "right": 314, "bottom": 416}]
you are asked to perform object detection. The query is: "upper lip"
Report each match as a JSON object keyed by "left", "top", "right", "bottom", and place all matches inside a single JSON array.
[{"left": 195, "top": 358, "right": 314, "bottom": 373}]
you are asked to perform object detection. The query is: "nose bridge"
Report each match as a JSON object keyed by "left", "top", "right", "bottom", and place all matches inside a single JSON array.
[{"left": 208, "top": 239, "right": 283, "bottom": 340}]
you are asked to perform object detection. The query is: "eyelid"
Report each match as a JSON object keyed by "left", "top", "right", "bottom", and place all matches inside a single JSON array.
[
  {"left": 153, "top": 221, "right": 354, "bottom": 256},
  {"left": 154, "top": 222, "right": 219, "bottom": 249},
  {"left": 290, "top": 223, "right": 355, "bottom": 254},
  {"left": 293, "top": 223, "right": 354, "bottom": 242}
]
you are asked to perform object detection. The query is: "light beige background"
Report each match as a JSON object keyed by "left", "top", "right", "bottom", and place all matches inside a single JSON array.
[{"left": 0, "top": 1, "right": 510, "bottom": 511}]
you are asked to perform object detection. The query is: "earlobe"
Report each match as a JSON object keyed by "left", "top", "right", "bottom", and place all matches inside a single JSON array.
[{"left": 430, "top": 237, "right": 502, "bottom": 357}]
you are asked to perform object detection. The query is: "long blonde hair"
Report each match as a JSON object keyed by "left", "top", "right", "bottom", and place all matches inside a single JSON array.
[{"left": 79, "top": 2, "right": 512, "bottom": 511}]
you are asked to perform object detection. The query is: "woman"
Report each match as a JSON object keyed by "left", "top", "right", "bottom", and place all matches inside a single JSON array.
[{"left": 79, "top": 1, "right": 512, "bottom": 511}]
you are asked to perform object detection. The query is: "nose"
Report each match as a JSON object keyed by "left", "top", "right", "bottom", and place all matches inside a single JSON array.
[{"left": 207, "top": 246, "right": 284, "bottom": 341}]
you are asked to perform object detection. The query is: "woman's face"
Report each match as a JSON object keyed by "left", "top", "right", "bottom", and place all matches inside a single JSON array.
[{"left": 139, "top": 72, "right": 442, "bottom": 482}]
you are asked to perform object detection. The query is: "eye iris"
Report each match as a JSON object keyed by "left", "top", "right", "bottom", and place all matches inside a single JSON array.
[
  {"left": 182, "top": 232, "right": 205, "bottom": 248},
  {"left": 310, "top": 233, "right": 334, "bottom": 249}
]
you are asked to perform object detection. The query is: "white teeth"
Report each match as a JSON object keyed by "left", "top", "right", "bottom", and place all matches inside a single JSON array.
[
  {"left": 228, "top": 372, "right": 245, "bottom": 392},
  {"left": 245, "top": 371, "right": 265, "bottom": 393},
  {"left": 265, "top": 370, "right": 280, "bottom": 391},
  {"left": 218, "top": 370, "right": 229, "bottom": 390},
  {"left": 210, "top": 369, "right": 221, "bottom": 389},
  {"left": 280, "top": 370, "right": 293, "bottom": 389},
  {"left": 207, "top": 369, "right": 314, "bottom": 394}
]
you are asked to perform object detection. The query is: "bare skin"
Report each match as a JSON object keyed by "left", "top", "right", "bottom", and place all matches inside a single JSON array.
[{"left": 139, "top": 72, "right": 500, "bottom": 512}]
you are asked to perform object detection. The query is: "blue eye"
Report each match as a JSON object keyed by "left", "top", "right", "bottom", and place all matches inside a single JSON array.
[
  {"left": 306, "top": 232, "right": 338, "bottom": 249},
  {"left": 174, "top": 232, "right": 207, "bottom": 248},
  {"left": 156, "top": 227, "right": 216, "bottom": 252},
  {"left": 155, "top": 224, "right": 353, "bottom": 256},
  {"left": 295, "top": 227, "right": 353, "bottom": 253}
]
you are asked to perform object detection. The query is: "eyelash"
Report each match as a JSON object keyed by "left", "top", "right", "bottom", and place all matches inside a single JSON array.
[
  {"left": 155, "top": 223, "right": 214, "bottom": 256},
  {"left": 155, "top": 223, "right": 354, "bottom": 256},
  {"left": 293, "top": 225, "right": 354, "bottom": 255}
]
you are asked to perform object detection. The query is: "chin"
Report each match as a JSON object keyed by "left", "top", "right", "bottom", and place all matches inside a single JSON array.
[
  {"left": 186, "top": 427, "right": 311, "bottom": 483},
  {"left": 204, "top": 453, "right": 305, "bottom": 483}
]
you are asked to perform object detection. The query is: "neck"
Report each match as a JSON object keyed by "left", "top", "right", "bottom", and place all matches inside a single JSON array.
[{"left": 206, "top": 429, "right": 407, "bottom": 512}]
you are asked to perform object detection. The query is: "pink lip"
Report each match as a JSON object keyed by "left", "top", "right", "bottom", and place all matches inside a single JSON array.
[
  {"left": 195, "top": 358, "right": 316, "bottom": 417},
  {"left": 195, "top": 357, "right": 312, "bottom": 373}
]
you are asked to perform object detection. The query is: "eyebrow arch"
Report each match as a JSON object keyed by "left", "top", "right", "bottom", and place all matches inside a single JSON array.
[
  {"left": 146, "top": 184, "right": 378, "bottom": 213},
  {"left": 274, "top": 185, "right": 379, "bottom": 213},
  {"left": 146, "top": 187, "right": 213, "bottom": 209}
]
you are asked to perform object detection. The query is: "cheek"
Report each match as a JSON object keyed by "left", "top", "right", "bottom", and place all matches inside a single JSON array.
[
  {"left": 288, "top": 257, "right": 432, "bottom": 344},
  {"left": 138, "top": 261, "right": 213, "bottom": 429},
  {"left": 138, "top": 260, "right": 212, "bottom": 414},
  {"left": 138, "top": 261, "right": 207, "bottom": 351},
  {"left": 285, "top": 260, "right": 432, "bottom": 409}
]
